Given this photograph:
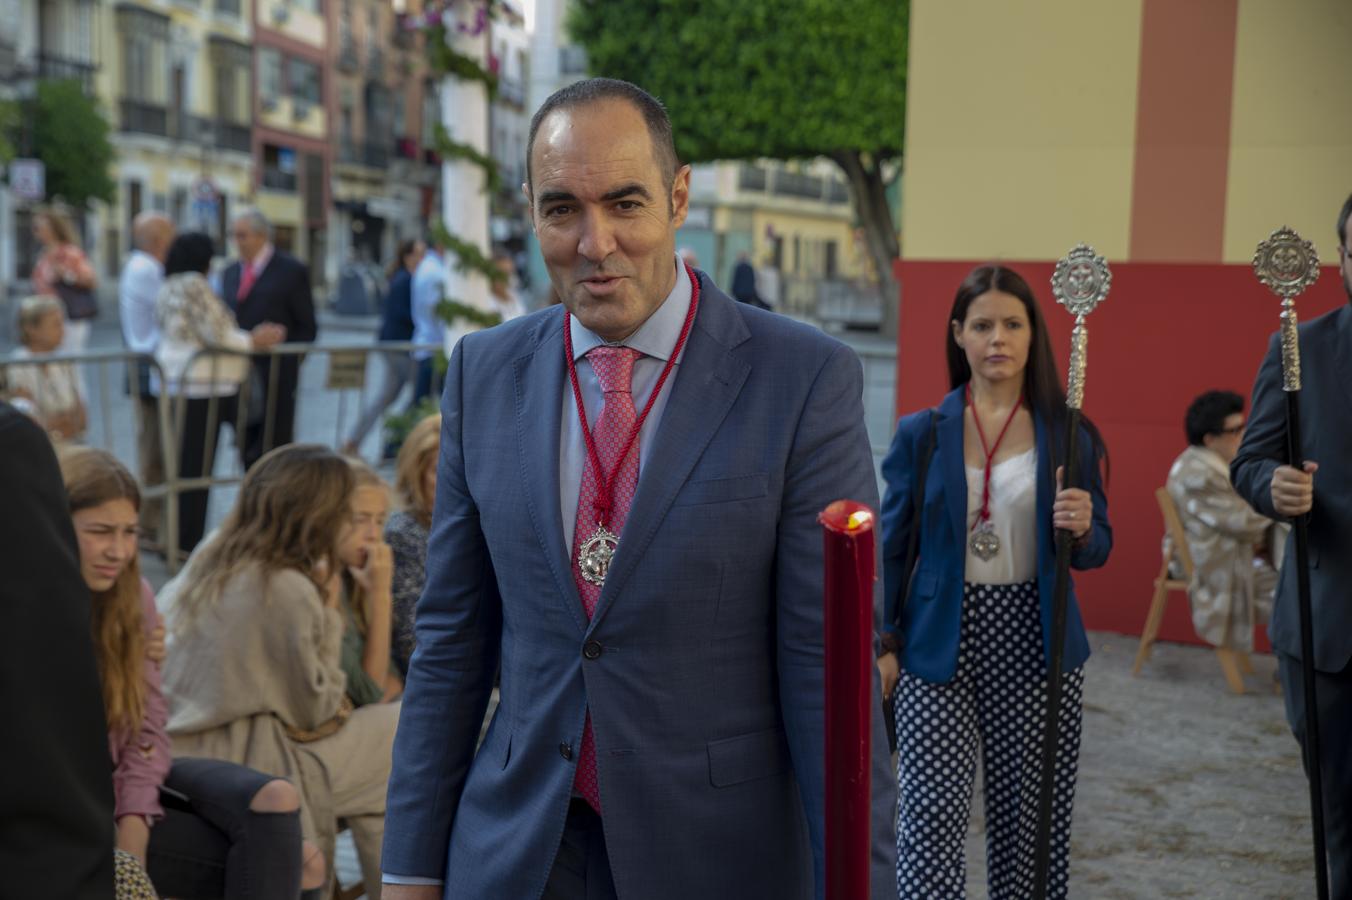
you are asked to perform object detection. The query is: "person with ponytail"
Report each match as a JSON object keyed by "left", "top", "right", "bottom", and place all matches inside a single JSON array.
[
  {"left": 59, "top": 446, "right": 313, "bottom": 897},
  {"left": 877, "top": 265, "right": 1113, "bottom": 898}
]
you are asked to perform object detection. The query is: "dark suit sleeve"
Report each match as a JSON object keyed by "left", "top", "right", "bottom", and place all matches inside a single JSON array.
[
  {"left": 1231, "top": 334, "right": 1286, "bottom": 519},
  {"left": 381, "top": 338, "right": 502, "bottom": 878},
  {"left": 288, "top": 258, "right": 318, "bottom": 343},
  {"left": 774, "top": 344, "right": 897, "bottom": 900},
  {"left": 0, "top": 404, "right": 115, "bottom": 898}
]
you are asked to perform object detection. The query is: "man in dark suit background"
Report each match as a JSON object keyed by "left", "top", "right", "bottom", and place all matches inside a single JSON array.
[
  {"left": 222, "top": 210, "right": 318, "bottom": 468},
  {"left": 0, "top": 401, "right": 115, "bottom": 897},
  {"left": 1232, "top": 191, "right": 1352, "bottom": 897}
]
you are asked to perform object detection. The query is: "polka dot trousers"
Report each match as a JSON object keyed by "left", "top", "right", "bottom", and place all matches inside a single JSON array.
[{"left": 893, "top": 580, "right": 1084, "bottom": 899}]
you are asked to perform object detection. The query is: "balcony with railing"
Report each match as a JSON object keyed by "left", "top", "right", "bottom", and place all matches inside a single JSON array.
[
  {"left": 558, "top": 45, "right": 587, "bottom": 76},
  {"left": 367, "top": 45, "right": 384, "bottom": 78},
  {"left": 262, "top": 168, "right": 298, "bottom": 192},
  {"left": 497, "top": 77, "right": 525, "bottom": 107},
  {"left": 38, "top": 52, "right": 98, "bottom": 94},
  {"left": 738, "top": 164, "right": 768, "bottom": 192},
  {"left": 339, "top": 137, "right": 390, "bottom": 169},
  {"left": 338, "top": 30, "right": 360, "bottom": 72},
  {"left": 121, "top": 99, "right": 169, "bottom": 137},
  {"left": 215, "top": 0, "right": 242, "bottom": 16}
]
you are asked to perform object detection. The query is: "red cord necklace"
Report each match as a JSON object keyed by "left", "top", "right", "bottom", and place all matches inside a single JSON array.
[
  {"left": 966, "top": 382, "right": 1023, "bottom": 561},
  {"left": 563, "top": 263, "right": 701, "bottom": 585}
]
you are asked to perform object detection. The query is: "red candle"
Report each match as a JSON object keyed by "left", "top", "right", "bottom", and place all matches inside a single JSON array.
[{"left": 819, "top": 499, "right": 876, "bottom": 900}]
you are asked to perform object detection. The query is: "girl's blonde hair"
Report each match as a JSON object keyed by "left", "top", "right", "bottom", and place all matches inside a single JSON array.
[
  {"left": 34, "top": 204, "right": 78, "bottom": 245},
  {"left": 17, "top": 294, "right": 63, "bottom": 344},
  {"left": 395, "top": 413, "right": 441, "bottom": 527},
  {"left": 175, "top": 444, "right": 355, "bottom": 628},
  {"left": 343, "top": 458, "right": 391, "bottom": 637},
  {"left": 58, "top": 446, "right": 146, "bottom": 734}
]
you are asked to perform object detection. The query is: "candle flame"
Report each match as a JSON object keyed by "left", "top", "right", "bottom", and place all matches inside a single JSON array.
[{"left": 846, "top": 510, "right": 872, "bottom": 531}]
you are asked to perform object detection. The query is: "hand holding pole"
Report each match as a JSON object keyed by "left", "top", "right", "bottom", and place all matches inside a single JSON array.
[
  {"left": 1031, "top": 244, "right": 1111, "bottom": 899},
  {"left": 1253, "top": 225, "right": 1328, "bottom": 900}
]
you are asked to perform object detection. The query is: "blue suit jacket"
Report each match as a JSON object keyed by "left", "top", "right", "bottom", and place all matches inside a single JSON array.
[
  {"left": 382, "top": 276, "right": 898, "bottom": 899},
  {"left": 879, "top": 387, "right": 1112, "bottom": 683},
  {"left": 1231, "top": 304, "right": 1352, "bottom": 672}
]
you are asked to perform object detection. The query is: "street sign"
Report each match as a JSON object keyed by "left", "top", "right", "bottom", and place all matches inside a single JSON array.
[
  {"left": 9, "top": 158, "right": 45, "bottom": 203},
  {"left": 326, "top": 349, "right": 368, "bottom": 390}
]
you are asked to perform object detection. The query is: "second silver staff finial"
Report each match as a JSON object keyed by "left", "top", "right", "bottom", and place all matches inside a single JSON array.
[{"left": 1253, "top": 225, "right": 1320, "bottom": 393}]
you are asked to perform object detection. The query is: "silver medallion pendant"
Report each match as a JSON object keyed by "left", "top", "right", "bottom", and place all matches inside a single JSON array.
[
  {"left": 578, "top": 524, "right": 620, "bottom": 586},
  {"left": 969, "top": 521, "right": 1001, "bottom": 561}
]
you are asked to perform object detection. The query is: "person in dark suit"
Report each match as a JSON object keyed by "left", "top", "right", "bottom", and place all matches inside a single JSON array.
[
  {"left": 381, "top": 78, "right": 896, "bottom": 900},
  {"left": 1231, "top": 192, "right": 1352, "bottom": 897},
  {"left": 221, "top": 210, "right": 318, "bottom": 469},
  {"left": 0, "top": 401, "right": 116, "bottom": 897}
]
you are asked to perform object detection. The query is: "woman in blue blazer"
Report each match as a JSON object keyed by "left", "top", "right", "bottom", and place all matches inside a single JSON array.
[{"left": 878, "top": 265, "right": 1112, "bottom": 899}]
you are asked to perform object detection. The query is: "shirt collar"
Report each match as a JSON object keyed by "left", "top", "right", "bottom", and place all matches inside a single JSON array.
[
  {"left": 249, "top": 244, "right": 275, "bottom": 275},
  {"left": 133, "top": 249, "right": 164, "bottom": 274},
  {"left": 569, "top": 255, "right": 692, "bottom": 363}
]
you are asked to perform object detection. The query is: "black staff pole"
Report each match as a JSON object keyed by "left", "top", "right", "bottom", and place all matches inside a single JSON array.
[
  {"left": 1255, "top": 226, "right": 1328, "bottom": 899},
  {"left": 1031, "top": 245, "right": 1111, "bottom": 899}
]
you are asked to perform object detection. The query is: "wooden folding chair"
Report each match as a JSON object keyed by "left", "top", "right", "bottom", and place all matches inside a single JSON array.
[{"left": 1132, "top": 487, "right": 1251, "bottom": 693}]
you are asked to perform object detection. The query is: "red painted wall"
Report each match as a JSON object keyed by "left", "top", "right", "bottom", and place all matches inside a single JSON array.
[{"left": 894, "top": 259, "right": 1346, "bottom": 648}]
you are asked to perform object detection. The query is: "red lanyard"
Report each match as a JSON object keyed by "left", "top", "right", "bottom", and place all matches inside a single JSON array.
[
  {"left": 966, "top": 382, "right": 1023, "bottom": 529},
  {"left": 563, "top": 263, "right": 701, "bottom": 525}
]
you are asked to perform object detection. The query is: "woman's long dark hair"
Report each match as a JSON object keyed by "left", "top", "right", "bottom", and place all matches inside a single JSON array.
[{"left": 946, "top": 264, "right": 1109, "bottom": 479}]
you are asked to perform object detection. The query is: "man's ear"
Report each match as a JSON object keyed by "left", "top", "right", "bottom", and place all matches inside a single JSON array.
[{"left": 669, "top": 164, "right": 692, "bottom": 229}]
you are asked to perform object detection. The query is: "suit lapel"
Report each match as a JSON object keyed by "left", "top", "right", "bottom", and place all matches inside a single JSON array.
[
  {"left": 587, "top": 282, "right": 751, "bottom": 631},
  {"left": 936, "top": 389, "right": 967, "bottom": 550},
  {"left": 513, "top": 309, "right": 587, "bottom": 635}
]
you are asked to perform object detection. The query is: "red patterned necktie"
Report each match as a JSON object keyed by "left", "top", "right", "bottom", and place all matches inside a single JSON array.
[
  {"left": 569, "top": 345, "right": 641, "bottom": 813},
  {"left": 237, "top": 260, "right": 258, "bottom": 302}
]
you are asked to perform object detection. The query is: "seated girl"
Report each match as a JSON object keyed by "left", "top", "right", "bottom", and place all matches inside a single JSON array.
[
  {"left": 58, "top": 445, "right": 317, "bottom": 897},
  {"left": 158, "top": 444, "right": 399, "bottom": 897},
  {"left": 339, "top": 460, "right": 403, "bottom": 704}
]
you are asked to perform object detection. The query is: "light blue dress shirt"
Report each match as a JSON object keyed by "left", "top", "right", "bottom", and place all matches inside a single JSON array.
[
  {"left": 383, "top": 255, "right": 694, "bottom": 889},
  {"left": 410, "top": 251, "right": 448, "bottom": 361}
]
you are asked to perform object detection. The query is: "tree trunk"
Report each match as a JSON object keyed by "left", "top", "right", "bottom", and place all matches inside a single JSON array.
[{"left": 831, "top": 150, "right": 900, "bottom": 337}]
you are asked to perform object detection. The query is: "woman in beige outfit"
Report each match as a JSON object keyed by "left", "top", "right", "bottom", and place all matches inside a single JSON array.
[{"left": 158, "top": 444, "right": 399, "bottom": 897}]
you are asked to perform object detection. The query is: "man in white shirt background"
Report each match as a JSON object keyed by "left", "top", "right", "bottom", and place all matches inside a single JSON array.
[{"left": 118, "top": 212, "right": 175, "bottom": 544}]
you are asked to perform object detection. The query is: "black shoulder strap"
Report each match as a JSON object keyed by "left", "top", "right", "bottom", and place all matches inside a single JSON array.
[{"left": 892, "top": 410, "right": 938, "bottom": 630}]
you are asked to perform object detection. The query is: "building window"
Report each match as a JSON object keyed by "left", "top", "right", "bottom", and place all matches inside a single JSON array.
[
  {"left": 287, "top": 58, "right": 322, "bottom": 105},
  {"left": 263, "top": 143, "right": 298, "bottom": 192},
  {"left": 259, "top": 48, "right": 283, "bottom": 102},
  {"left": 116, "top": 8, "right": 169, "bottom": 105}
]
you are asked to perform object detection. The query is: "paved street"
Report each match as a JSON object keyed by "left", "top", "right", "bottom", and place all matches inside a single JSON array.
[{"left": 16, "top": 308, "right": 1315, "bottom": 899}]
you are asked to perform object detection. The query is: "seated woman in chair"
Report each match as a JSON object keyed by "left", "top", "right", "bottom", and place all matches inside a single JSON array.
[
  {"left": 1166, "top": 390, "right": 1279, "bottom": 653},
  {"left": 158, "top": 444, "right": 399, "bottom": 898},
  {"left": 58, "top": 445, "right": 316, "bottom": 897}
]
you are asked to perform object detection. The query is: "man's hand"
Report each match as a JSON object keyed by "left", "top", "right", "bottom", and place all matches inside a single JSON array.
[
  {"left": 1271, "top": 461, "right": 1318, "bottom": 518},
  {"left": 877, "top": 651, "right": 900, "bottom": 701},
  {"left": 250, "top": 322, "right": 287, "bottom": 349},
  {"left": 382, "top": 885, "right": 441, "bottom": 900}
]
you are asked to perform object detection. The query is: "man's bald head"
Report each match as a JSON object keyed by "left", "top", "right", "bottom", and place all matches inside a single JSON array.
[{"left": 133, "top": 213, "right": 175, "bottom": 263}]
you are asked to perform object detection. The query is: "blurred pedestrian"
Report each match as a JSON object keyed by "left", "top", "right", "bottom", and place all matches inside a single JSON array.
[
  {"left": 221, "top": 210, "right": 317, "bottom": 469},
  {"left": 119, "top": 212, "right": 176, "bottom": 544},
  {"left": 385, "top": 412, "right": 439, "bottom": 677},
  {"left": 156, "top": 232, "right": 285, "bottom": 555},
  {"left": 489, "top": 246, "right": 527, "bottom": 323},
  {"left": 31, "top": 204, "right": 98, "bottom": 352},
  {"left": 342, "top": 239, "right": 426, "bottom": 457},
  {"left": 5, "top": 294, "right": 87, "bottom": 442},
  {"left": 878, "top": 264, "right": 1112, "bottom": 899},
  {"left": 408, "top": 238, "right": 447, "bottom": 406},
  {"left": 730, "top": 250, "right": 769, "bottom": 309},
  {"left": 1231, "top": 191, "right": 1352, "bottom": 896}
]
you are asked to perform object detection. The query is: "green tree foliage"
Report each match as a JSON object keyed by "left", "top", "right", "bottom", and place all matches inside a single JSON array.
[
  {"left": 569, "top": 0, "right": 908, "bottom": 331},
  {"left": 0, "top": 101, "right": 18, "bottom": 164},
  {"left": 30, "top": 80, "right": 116, "bottom": 209}
]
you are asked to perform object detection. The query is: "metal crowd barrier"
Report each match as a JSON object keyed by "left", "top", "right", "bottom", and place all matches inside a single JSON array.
[{"left": 1, "top": 340, "right": 439, "bottom": 572}]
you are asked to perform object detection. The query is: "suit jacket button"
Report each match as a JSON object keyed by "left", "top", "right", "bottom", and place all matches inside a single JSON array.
[
  {"left": 559, "top": 742, "right": 573, "bottom": 761},
  {"left": 582, "top": 640, "right": 603, "bottom": 660}
]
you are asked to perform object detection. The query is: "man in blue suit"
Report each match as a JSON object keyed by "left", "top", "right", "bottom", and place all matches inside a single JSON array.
[
  {"left": 1231, "top": 192, "right": 1352, "bottom": 897},
  {"left": 382, "top": 78, "right": 896, "bottom": 899}
]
